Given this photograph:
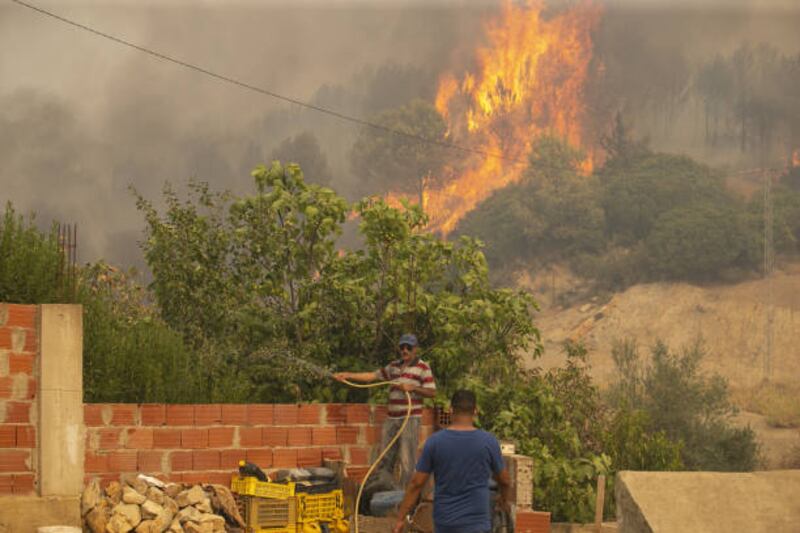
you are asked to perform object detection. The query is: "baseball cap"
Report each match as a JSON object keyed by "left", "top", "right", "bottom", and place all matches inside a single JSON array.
[{"left": 398, "top": 333, "right": 418, "bottom": 347}]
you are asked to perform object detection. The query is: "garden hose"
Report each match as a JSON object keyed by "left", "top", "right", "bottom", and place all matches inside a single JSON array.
[{"left": 339, "top": 378, "right": 413, "bottom": 533}]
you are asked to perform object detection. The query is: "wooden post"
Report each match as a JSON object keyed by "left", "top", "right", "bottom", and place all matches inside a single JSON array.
[{"left": 595, "top": 474, "right": 606, "bottom": 532}]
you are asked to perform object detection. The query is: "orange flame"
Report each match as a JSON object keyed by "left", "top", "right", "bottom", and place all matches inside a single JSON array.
[
  {"left": 793, "top": 149, "right": 800, "bottom": 168},
  {"left": 392, "top": 0, "right": 602, "bottom": 235}
]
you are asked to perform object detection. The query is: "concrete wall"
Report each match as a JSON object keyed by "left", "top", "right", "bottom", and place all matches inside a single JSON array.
[
  {"left": 616, "top": 470, "right": 800, "bottom": 533},
  {"left": 84, "top": 402, "right": 434, "bottom": 486}
]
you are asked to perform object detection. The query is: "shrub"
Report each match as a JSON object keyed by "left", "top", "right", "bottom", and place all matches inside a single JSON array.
[{"left": 609, "top": 339, "right": 761, "bottom": 471}]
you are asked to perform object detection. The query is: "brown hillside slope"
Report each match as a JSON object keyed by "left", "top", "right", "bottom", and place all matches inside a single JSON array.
[
  {"left": 528, "top": 265, "right": 800, "bottom": 389},
  {"left": 522, "top": 263, "right": 800, "bottom": 468}
]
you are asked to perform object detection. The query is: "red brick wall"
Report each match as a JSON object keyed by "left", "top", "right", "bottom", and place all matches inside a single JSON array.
[
  {"left": 85, "top": 402, "right": 435, "bottom": 487},
  {"left": 0, "top": 304, "right": 38, "bottom": 495}
]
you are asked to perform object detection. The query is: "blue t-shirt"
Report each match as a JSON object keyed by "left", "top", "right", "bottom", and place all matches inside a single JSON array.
[{"left": 415, "top": 428, "right": 504, "bottom": 533}]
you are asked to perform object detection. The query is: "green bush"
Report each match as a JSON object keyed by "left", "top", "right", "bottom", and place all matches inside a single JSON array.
[
  {"left": 0, "top": 203, "right": 65, "bottom": 304},
  {"left": 646, "top": 200, "right": 759, "bottom": 281},
  {"left": 608, "top": 339, "right": 761, "bottom": 471}
]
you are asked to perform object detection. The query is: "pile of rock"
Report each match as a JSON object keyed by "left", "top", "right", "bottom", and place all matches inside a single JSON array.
[{"left": 81, "top": 474, "right": 245, "bottom": 533}]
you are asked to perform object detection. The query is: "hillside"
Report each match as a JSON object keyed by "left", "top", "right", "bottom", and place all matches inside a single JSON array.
[{"left": 517, "top": 262, "right": 800, "bottom": 468}]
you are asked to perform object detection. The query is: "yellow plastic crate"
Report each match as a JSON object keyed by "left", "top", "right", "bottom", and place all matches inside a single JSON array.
[
  {"left": 296, "top": 490, "right": 344, "bottom": 523},
  {"left": 232, "top": 475, "right": 296, "bottom": 500},
  {"left": 240, "top": 495, "right": 297, "bottom": 533}
]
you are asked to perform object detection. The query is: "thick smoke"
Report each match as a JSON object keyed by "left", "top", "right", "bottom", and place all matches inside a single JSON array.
[{"left": 1, "top": 1, "right": 798, "bottom": 267}]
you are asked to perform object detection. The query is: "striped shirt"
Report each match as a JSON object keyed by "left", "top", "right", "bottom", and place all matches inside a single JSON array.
[{"left": 377, "top": 358, "right": 436, "bottom": 418}]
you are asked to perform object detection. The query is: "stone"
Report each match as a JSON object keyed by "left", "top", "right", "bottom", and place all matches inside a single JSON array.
[
  {"left": 122, "top": 473, "right": 149, "bottom": 495},
  {"left": 81, "top": 479, "right": 102, "bottom": 516},
  {"left": 84, "top": 502, "right": 110, "bottom": 533},
  {"left": 175, "top": 486, "right": 206, "bottom": 508},
  {"left": 134, "top": 520, "right": 160, "bottom": 533},
  {"left": 168, "top": 519, "right": 184, "bottom": 533},
  {"left": 106, "top": 514, "right": 134, "bottom": 533},
  {"left": 197, "top": 514, "right": 225, "bottom": 532},
  {"left": 164, "top": 484, "right": 183, "bottom": 500},
  {"left": 176, "top": 506, "right": 202, "bottom": 524},
  {"left": 112, "top": 503, "right": 142, "bottom": 530},
  {"left": 141, "top": 500, "right": 164, "bottom": 520},
  {"left": 163, "top": 497, "right": 179, "bottom": 518},
  {"left": 206, "top": 484, "right": 245, "bottom": 528},
  {"left": 146, "top": 487, "right": 165, "bottom": 506},
  {"left": 194, "top": 498, "right": 212, "bottom": 514},
  {"left": 106, "top": 481, "right": 123, "bottom": 504},
  {"left": 122, "top": 486, "right": 147, "bottom": 505},
  {"left": 182, "top": 522, "right": 214, "bottom": 533}
]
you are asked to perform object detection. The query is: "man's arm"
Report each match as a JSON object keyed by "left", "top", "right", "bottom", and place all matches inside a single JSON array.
[
  {"left": 392, "top": 471, "right": 430, "bottom": 533},
  {"left": 494, "top": 468, "right": 511, "bottom": 512},
  {"left": 333, "top": 370, "right": 379, "bottom": 383}
]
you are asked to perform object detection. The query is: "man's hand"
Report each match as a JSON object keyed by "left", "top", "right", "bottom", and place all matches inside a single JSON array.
[
  {"left": 391, "top": 519, "right": 405, "bottom": 533},
  {"left": 333, "top": 372, "right": 350, "bottom": 382},
  {"left": 398, "top": 383, "right": 417, "bottom": 393}
]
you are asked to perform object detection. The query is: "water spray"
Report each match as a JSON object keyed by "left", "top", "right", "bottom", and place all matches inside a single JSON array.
[{"left": 254, "top": 348, "right": 413, "bottom": 533}]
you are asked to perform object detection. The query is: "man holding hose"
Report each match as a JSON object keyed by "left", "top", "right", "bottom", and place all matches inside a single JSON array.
[{"left": 333, "top": 333, "right": 436, "bottom": 485}]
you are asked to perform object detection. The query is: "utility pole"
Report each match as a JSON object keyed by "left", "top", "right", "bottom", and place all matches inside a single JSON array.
[{"left": 762, "top": 168, "right": 776, "bottom": 383}]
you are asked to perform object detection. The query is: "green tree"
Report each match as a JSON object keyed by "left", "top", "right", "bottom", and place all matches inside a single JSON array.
[
  {"left": 269, "top": 131, "right": 333, "bottom": 186},
  {"left": 0, "top": 203, "right": 64, "bottom": 304},
  {"left": 135, "top": 162, "right": 540, "bottom": 402},
  {"left": 646, "top": 200, "right": 759, "bottom": 281},
  {"left": 456, "top": 135, "right": 604, "bottom": 268},
  {"left": 600, "top": 151, "right": 728, "bottom": 245},
  {"left": 350, "top": 99, "right": 448, "bottom": 205}
]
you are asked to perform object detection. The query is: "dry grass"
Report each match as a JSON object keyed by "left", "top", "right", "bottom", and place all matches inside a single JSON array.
[{"left": 732, "top": 382, "right": 800, "bottom": 429}]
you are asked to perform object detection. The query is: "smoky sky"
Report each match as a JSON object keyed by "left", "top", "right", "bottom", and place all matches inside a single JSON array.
[{"left": 1, "top": 0, "right": 799, "bottom": 269}]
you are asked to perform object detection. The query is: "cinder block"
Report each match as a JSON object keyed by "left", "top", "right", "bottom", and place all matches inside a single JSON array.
[
  {"left": 166, "top": 405, "right": 194, "bottom": 426},
  {"left": 239, "top": 427, "right": 263, "bottom": 447},
  {"left": 0, "top": 426, "right": 15, "bottom": 447},
  {"left": 246, "top": 449, "right": 273, "bottom": 469},
  {"left": 508, "top": 454, "right": 534, "bottom": 509},
  {"left": 274, "top": 405, "right": 298, "bottom": 425},
  {"left": 298, "top": 404, "right": 321, "bottom": 424},
  {"left": 153, "top": 429, "right": 181, "bottom": 449},
  {"left": 0, "top": 450, "right": 29, "bottom": 472},
  {"left": 194, "top": 404, "right": 222, "bottom": 425},
  {"left": 125, "top": 428, "right": 154, "bottom": 449},
  {"left": 336, "top": 426, "right": 359, "bottom": 445},
  {"left": 515, "top": 510, "right": 550, "bottom": 533},
  {"left": 140, "top": 404, "right": 166, "bottom": 426},
  {"left": 170, "top": 451, "right": 193, "bottom": 471},
  {"left": 297, "top": 448, "right": 322, "bottom": 468},
  {"left": 15, "top": 426, "right": 35, "bottom": 448},
  {"left": 85, "top": 453, "right": 109, "bottom": 473},
  {"left": 287, "top": 427, "right": 312, "bottom": 446},
  {"left": 97, "top": 428, "right": 122, "bottom": 450},
  {"left": 192, "top": 450, "right": 220, "bottom": 470},
  {"left": 84, "top": 404, "right": 105, "bottom": 427},
  {"left": 137, "top": 451, "right": 164, "bottom": 473},
  {"left": 110, "top": 404, "right": 137, "bottom": 426},
  {"left": 221, "top": 404, "right": 247, "bottom": 425},
  {"left": 345, "top": 404, "right": 370, "bottom": 424},
  {"left": 181, "top": 429, "right": 208, "bottom": 449},
  {"left": 208, "top": 427, "right": 235, "bottom": 448},
  {"left": 107, "top": 451, "right": 137, "bottom": 473},
  {"left": 312, "top": 427, "right": 337, "bottom": 446},
  {"left": 8, "top": 354, "right": 34, "bottom": 375},
  {"left": 13, "top": 473, "right": 35, "bottom": 494},
  {"left": 263, "top": 427, "right": 288, "bottom": 447},
  {"left": 325, "top": 405, "right": 347, "bottom": 424},
  {"left": 247, "top": 404, "right": 273, "bottom": 425},
  {"left": 272, "top": 448, "right": 297, "bottom": 468}
]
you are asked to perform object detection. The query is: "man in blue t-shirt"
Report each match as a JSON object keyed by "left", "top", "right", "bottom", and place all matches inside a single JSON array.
[{"left": 392, "top": 390, "right": 511, "bottom": 533}]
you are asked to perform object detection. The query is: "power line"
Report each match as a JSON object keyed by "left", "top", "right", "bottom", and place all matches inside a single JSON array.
[{"left": 10, "top": 0, "right": 529, "bottom": 165}]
